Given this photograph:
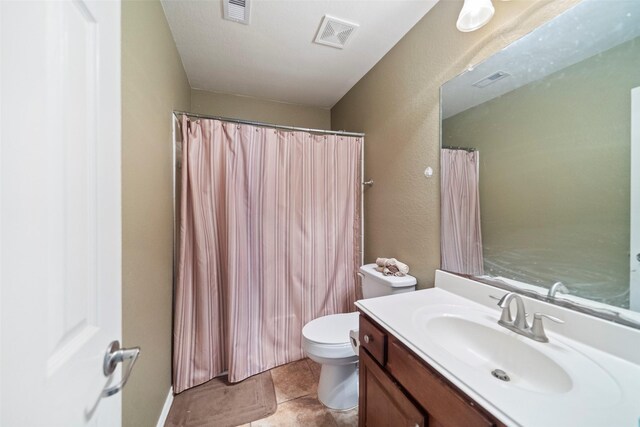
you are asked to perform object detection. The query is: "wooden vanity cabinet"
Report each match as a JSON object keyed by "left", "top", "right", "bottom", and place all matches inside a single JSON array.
[
  {"left": 358, "top": 313, "right": 505, "bottom": 427},
  {"left": 359, "top": 350, "right": 425, "bottom": 427}
]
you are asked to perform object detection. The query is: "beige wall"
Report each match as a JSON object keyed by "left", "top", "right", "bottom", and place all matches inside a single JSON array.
[
  {"left": 191, "top": 89, "right": 331, "bottom": 129},
  {"left": 331, "top": 0, "right": 579, "bottom": 289},
  {"left": 443, "top": 37, "right": 640, "bottom": 306},
  {"left": 122, "top": 1, "right": 191, "bottom": 426}
]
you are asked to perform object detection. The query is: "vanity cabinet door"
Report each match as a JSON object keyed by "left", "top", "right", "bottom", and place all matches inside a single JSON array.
[
  {"left": 359, "top": 315, "right": 387, "bottom": 366},
  {"left": 387, "top": 338, "right": 499, "bottom": 427},
  {"left": 359, "top": 349, "right": 425, "bottom": 427}
]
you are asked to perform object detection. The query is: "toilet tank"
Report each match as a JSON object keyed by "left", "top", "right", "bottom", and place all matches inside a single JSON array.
[{"left": 359, "top": 263, "right": 417, "bottom": 299}]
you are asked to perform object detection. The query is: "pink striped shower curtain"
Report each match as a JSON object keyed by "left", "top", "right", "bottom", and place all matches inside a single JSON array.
[
  {"left": 173, "top": 116, "right": 362, "bottom": 393},
  {"left": 441, "top": 148, "right": 484, "bottom": 276}
]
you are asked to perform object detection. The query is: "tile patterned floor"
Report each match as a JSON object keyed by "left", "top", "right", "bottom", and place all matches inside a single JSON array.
[
  {"left": 249, "top": 359, "right": 358, "bottom": 427},
  {"left": 232, "top": 358, "right": 357, "bottom": 427}
]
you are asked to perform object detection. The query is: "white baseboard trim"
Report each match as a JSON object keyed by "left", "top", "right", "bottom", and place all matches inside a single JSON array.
[{"left": 156, "top": 387, "right": 174, "bottom": 427}]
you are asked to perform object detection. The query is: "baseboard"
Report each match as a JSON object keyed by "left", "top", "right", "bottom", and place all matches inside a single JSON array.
[{"left": 156, "top": 387, "right": 174, "bottom": 427}]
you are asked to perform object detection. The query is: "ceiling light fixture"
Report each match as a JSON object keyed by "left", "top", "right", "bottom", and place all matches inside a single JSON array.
[{"left": 456, "top": 0, "right": 495, "bottom": 32}]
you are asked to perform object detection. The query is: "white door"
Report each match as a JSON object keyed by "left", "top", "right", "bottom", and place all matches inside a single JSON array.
[
  {"left": 631, "top": 87, "right": 640, "bottom": 310},
  {"left": 1, "top": 1, "right": 127, "bottom": 426}
]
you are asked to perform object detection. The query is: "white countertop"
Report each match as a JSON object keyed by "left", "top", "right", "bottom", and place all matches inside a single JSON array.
[{"left": 355, "top": 271, "right": 640, "bottom": 427}]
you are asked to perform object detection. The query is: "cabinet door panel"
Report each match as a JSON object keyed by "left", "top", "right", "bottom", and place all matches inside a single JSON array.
[
  {"left": 359, "top": 349, "right": 425, "bottom": 427},
  {"left": 360, "top": 315, "right": 387, "bottom": 366},
  {"left": 387, "top": 338, "right": 496, "bottom": 427}
]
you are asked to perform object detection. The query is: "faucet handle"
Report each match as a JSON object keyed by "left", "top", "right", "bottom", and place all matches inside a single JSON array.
[
  {"left": 533, "top": 313, "right": 564, "bottom": 324},
  {"left": 530, "top": 313, "right": 564, "bottom": 342}
]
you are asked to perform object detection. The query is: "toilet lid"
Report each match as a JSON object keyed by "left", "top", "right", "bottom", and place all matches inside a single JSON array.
[{"left": 302, "top": 312, "right": 359, "bottom": 345}]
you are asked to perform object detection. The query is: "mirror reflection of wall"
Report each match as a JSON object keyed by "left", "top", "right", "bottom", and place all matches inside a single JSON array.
[{"left": 442, "top": 33, "right": 640, "bottom": 309}]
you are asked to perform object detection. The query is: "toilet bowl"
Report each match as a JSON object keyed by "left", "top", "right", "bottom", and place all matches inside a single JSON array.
[
  {"left": 302, "top": 312, "right": 360, "bottom": 410},
  {"left": 302, "top": 263, "right": 417, "bottom": 410}
]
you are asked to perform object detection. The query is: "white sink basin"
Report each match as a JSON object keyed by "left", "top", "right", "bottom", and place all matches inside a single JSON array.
[
  {"left": 424, "top": 315, "right": 572, "bottom": 394},
  {"left": 356, "top": 278, "right": 639, "bottom": 426},
  {"left": 411, "top": 303, "right": 621, "bottom": 405}
]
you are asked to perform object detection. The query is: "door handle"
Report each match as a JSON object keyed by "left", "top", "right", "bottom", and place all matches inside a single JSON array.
[{"left": 102, "top": 340, "right": 140, "bottom": 397}]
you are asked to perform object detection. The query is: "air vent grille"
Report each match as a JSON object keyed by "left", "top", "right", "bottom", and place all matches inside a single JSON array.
[
  {"left": 223, "top": 0, "right": 250, "bottom": 24},
  {"left": 314, "top": 15, "right": 359, "bottom": 49},
  {"left": 472, "top": 71, "right": 511, "bottom": 88}
]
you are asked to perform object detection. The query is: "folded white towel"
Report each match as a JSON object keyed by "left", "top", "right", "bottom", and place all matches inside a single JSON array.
[{"left": 375, "top": 257, "right": 410, "bottom": 276}]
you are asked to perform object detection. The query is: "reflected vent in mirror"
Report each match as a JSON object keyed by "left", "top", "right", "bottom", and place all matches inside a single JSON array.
[{"left": 472, "top": 71, "right": 511, "bottom": 88}]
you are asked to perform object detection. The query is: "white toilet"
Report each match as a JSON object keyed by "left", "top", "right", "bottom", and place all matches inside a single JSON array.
[{"left": 302, "top": 263, "right": 416, "bottom": 410}]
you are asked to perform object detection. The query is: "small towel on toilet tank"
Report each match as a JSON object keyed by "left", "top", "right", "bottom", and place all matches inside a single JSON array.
[{"left": 375, "top": 257, "right": 410, "bottom": 276}]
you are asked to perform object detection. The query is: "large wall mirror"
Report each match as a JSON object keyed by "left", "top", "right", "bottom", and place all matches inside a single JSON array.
[{"left": 440, "top": 0, "right": 640, "bottom": 325}]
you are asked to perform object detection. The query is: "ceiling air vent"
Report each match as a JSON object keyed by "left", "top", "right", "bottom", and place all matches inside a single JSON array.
[
  {"left": 223, "top": 0, "right": 251, "bottom": 25},
  {"left": 472, "top": 71, "right": 511, "bottom": 88},
  {"left": 314, "top": 15, "right": 359, "bottom": 49}
]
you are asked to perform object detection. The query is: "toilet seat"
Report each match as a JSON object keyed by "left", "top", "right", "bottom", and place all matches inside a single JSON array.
[{"left": 302, "top": 312, "right": 359, "bottom": 359}]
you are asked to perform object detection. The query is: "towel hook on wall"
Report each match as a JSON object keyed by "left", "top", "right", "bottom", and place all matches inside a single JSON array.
[{"left": 362, "top": 180, "right": 374, "bottom": 187}]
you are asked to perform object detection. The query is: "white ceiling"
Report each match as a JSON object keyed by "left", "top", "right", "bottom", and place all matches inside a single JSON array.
[
  {"left": 161, "top": 0, "right": 439, "bottom": 109},
  {"left": 442, "top": 0, "right": 640, "bottom": 119}
]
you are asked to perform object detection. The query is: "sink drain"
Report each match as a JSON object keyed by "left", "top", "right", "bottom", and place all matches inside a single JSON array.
[{"left": 491, "top": 369, "right": 510, "bottom": 382}]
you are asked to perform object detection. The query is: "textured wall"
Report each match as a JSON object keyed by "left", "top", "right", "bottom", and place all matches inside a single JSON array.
[
  {"left": 122, "top": 1, "right": 191, "bottom": 425},
  {"left": 331, "top": 0, "right": 579, "bottom": 289},
  {"left": 191, "top": 89, "right": 331, "bottom": 129},
  {"left": 443, "top": 37, "right": 640, "bottom": 306}
]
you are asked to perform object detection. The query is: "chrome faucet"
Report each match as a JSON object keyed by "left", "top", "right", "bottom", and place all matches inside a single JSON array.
[
  {"left": 547, "top": 281, "right": 569, "bottom": 299},
  {"left": 494, "top": 292, "right": 564, "bottom": 343},
  {"left": 497, "top": 292, "right": 528, "bottom": 330}
]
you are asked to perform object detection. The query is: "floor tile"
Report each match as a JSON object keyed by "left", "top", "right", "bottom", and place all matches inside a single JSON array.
[
  {"left": 306, "top": 358, "right": 322, "bottom": 381},
  {"left": 251, "top": 396, "right": 338, "bottom": 427},
  {"left": 329, "top": 407, "right": 358, "bottom": 427},
  {"left": 270, "top": 359, "right": 317, "bottom": 403}
]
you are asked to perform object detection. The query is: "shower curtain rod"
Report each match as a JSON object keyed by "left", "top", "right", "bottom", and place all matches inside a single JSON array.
[
  {"left": 442, "top": 145, "right": 477, "bottom": 152},
  {"left": 173, "top": 111, "right": 365, "bottom": 138}
]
